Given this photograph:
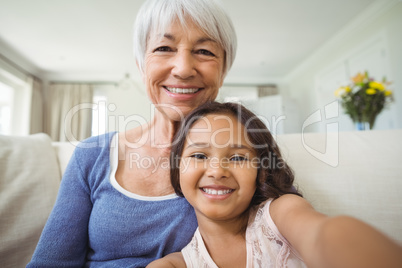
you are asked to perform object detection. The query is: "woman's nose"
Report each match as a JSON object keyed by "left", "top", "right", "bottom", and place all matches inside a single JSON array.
[
  {"left": 206, "top": 158, "right": 229, "bottom": 180},
  {"left": 171, "top": 51, "right": 196, "bottom": 79}
]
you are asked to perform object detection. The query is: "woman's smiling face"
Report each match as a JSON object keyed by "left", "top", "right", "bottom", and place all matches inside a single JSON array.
[
  {"left": 179, "top": 113, "right": 258, "bottom": 222},
  {"left": 143, "top": 19, "right": 225, "bottom": 121}
]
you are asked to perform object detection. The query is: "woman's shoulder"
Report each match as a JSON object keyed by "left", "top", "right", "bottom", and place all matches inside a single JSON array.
[
  {"left": 72, "top": 132, "right": 117, "bottom": 154},
  {"left": 77, "top": 132, "right": 117, "bottom": 149},
  {"left": 70, "top": 132, "right": 117, "bottom": 166}
]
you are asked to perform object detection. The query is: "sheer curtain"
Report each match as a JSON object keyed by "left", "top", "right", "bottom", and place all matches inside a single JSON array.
[
  {"left": 29, "top": 76, "right": 44, "bottom": 134},
  {"left": 48, "top": 83, "right": 93, "bottom": 142}
]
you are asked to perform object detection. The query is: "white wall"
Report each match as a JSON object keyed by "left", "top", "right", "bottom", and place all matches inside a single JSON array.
[
  {"left": 93, "top": 82, "right": 151, "bottom": 133},
  {"left": 282, "top": 1, "right": 402, "bottom": 133}
]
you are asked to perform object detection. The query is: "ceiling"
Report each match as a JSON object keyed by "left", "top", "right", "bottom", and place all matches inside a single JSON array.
[{"left": 0, "top": 0, "right": 377, "bottom": 83}]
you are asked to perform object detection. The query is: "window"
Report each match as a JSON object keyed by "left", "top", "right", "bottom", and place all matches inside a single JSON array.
[
  {"left": 1, "top": 56, "right": 32, "bottom": 136},
  {"left": 0, "top": 81, "right": 14, "bottom": 135},
  {"left": 91, "top": 94, "right": 107, "bottom": 136}
]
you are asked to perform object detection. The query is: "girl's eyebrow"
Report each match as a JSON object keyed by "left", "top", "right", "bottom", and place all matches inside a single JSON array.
[
  {"left": 230, "top": 144, "right": 256, "bottom": 153},
  {"left": 185, "top": 142, "right": 255, "bottom": 152},
  {"left": 185, "top": 142, "right": 210, "bottom": 149},
  {"left": 230, "top": 144, "right": 253, "bottom": 149}
]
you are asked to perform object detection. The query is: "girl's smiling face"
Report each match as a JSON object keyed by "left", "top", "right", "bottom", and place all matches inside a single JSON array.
[{"left": 179, "top": 113, "right": 258, "bottom": 222}]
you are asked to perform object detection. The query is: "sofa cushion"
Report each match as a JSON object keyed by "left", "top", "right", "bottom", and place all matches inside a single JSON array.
[{"left": 0, "top": 133, "right": 61, "bottom": 268}]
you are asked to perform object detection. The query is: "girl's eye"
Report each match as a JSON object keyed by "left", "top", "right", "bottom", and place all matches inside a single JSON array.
[
  {"left": 190, "top": 153, "right": 207, "bottom": 160},
  {"left": 197, "top": 49, "right": 215, "bottom": 57},
  {"left": 154, "top": 46, "right": 172, "bottom": 52},
  {"left": 231, "top": 155, "right": 248, "bottom": 162}
]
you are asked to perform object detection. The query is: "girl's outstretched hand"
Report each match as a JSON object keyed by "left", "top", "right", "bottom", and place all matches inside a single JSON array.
[{"left": 311, "top": 215, "right": 402, "bottom": 268}]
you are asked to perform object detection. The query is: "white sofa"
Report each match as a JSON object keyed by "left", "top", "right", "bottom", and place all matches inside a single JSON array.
[{"left": 1, "top": 130, "right": 401, "bottom": 267}]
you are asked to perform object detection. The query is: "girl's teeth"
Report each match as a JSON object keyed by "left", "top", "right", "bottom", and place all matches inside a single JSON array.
[
  {"left": 202, "top": 188, "right": 232, "bottom": 195},
  {"left": 166, "top": 87, "right": 200, "bottom": 94}
]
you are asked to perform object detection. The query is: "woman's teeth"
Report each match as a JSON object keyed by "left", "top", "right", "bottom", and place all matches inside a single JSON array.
[
  {"left": 165, "top": 87, "right": 200, "bottom": 94},
  {"left": 202, "top": 188, "right": 233, "bottom": 195}
]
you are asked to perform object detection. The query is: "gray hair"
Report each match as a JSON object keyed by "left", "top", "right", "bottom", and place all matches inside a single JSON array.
[{"left": 133, "top": 0, "right": 237, "bottom": 77}]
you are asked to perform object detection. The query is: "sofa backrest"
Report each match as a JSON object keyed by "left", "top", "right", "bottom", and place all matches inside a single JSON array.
[
  {"left": 52, "top": 141, "right": 77, "bottom": 176},
  {"left": 276, "top": 129, "right": 402, "bottom": 245},
  {"left": 0, "top": 133, "right": 61, "bottom": 268}
]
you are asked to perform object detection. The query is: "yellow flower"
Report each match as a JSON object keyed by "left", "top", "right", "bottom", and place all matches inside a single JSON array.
[
  {"left": 366, "top": 88, "right": 377, "bottom": 95},
  {"left": 385, "top": 90, "right": 392, "bottom": 96},
  {"left": 369, "top": 81, "right": 385, "bottom": 91},
  {"left": 334, "top": 86, "right": 351, "bottom": 97},
  {"left": 352, "top": 72, "right": 366, "bottom": 84}
]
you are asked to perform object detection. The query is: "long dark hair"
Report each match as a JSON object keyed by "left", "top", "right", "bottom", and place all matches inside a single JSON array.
[{"left": 170, "top": 101, "right": 301, "bottom": 207}]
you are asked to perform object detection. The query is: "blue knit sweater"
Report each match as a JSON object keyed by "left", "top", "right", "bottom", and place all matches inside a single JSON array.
[{"left": 27, "top": 132, "right": 197, "bottom": 268}]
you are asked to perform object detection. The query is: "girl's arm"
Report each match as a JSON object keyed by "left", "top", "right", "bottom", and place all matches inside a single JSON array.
[
  {"left": 146, "top": 252, "right": 186, "bottom": 268},
  {"left": 270, "top": 194, "right": 402, "bottom": 268}
]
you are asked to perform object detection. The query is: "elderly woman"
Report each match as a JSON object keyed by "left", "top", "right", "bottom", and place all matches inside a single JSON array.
[{"left": 27, "top": 0, "right": 236, "bottom": 267}]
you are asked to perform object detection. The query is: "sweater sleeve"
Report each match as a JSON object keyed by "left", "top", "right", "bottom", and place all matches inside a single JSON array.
[{"left": 27, "top": 145, "right": 93, "bottom": 268}]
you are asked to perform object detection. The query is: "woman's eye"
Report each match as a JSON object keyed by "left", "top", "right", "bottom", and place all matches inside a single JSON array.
[
  {"left": 154, "top": 46, "right": 172, "bottom": 52},
  {"left": 190, "top": 153, "right": 207, "bottom": 160},
  {"left": 231, "top": 155, "right": 247, "bottom": 162},
  {"left": 197, "top": 49, "right": 215, "bottom": 56}
]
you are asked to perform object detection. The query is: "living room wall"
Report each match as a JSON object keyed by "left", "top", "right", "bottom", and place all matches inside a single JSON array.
[
  {"left": 92, "top": 83, "right": 151, "bottom": 134},
  {"left": 282, "top": 1, "right": 402, "bottom": 133}
]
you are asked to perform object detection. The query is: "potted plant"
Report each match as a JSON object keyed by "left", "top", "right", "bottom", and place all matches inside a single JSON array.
[{"left": 335, "top": 71, "right": 394, "bottom": 130}]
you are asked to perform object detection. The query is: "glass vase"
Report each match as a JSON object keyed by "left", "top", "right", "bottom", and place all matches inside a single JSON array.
[{"left": 355, "top": 122, "right": 369, "bottom": 131}]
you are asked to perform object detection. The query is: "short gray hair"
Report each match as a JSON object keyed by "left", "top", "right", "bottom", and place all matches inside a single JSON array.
[{"left": 133, "top": 0, "right": 237, "bottom": 77}]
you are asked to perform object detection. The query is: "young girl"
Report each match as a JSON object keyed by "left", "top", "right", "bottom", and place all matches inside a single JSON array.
[{"left": 148, "top": 101, "right": 402, "bottom": 268}]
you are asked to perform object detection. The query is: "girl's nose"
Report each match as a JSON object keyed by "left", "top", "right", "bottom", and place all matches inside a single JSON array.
[
  {"left": 206, "top": 158, "right": 230, "bottom": 180},
  {"left": 171, "top": 51, "right": 196, "bottom": 79}
]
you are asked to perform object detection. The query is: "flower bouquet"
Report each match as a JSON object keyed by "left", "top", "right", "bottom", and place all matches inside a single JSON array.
[{"left": 334, "top": 71, "right": 393, "bottom": 130}]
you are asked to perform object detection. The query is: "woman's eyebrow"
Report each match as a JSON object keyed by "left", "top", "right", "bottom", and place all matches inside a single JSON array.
[
  {"left": 162, "top": 33, "right": 175, "bottom": 41},
  {"left": 160, "top": 34, "right": 216, "bottom": 45},
  {"left": 195, "top": 37, "right": 217, "bottom": 45}
]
